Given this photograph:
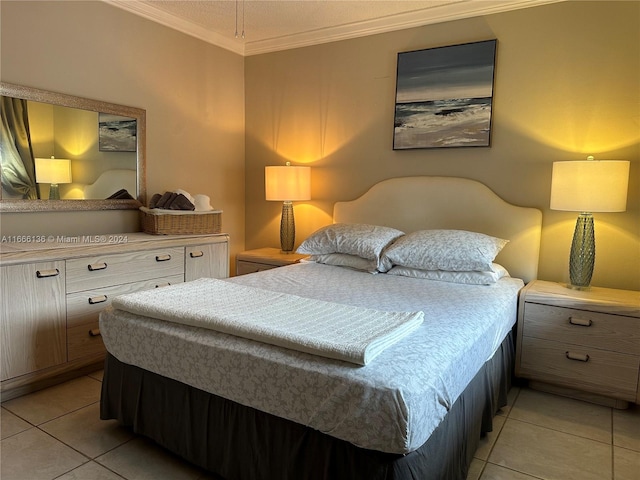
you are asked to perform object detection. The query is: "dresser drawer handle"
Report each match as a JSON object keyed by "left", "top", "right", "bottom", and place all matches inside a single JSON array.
[
  {"left": 89, "top": 328, "right": 101, "bottom": 337},
  {"left": 190, "top": 251, "right": 204, "bottom": 258},
  {"left": 569, "top": 317, "right": 592, "bottom": 327},
  {"left": 156, "top": 254, "right": 172, "bottom": 262},
  {"left": 88, "top": 295, "right": 108, "bottom": 305},
  {"left": 88, "top": 262, "right": 108, "bottom": 271},
  {"left": 155, "top": 283, "right": 171, "bottom": 288},
  {"left": 566, "top": 351, "right": 590, "bottom": 362},
  {"left": 36, "top": 268, "right": 60, "bottom": 278}
]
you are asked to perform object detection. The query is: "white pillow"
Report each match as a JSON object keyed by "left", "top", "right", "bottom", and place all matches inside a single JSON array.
[
  {"left": 380, "top": 229, "right": 508, "bottom": 272},
  {"left": 386, "top": 263, "right": 509, "bottom": 285},
  {"left": 297, "top": 223, "right": 404, "bottom": 271},
  {"left": 308, "top": 253, "right": 379, "bottom": 273}
]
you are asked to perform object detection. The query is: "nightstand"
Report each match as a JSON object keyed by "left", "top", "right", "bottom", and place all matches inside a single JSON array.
[
  {"left": 515, "top": 280, "right": 640, "bottom": 408},
  {"left": 235, "top": 247, "right": 309, "bottom": 276}
]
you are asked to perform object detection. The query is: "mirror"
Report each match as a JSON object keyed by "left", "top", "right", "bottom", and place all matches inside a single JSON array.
[{"left": 0, "top": 82, "right": 146, "bottom": 212}]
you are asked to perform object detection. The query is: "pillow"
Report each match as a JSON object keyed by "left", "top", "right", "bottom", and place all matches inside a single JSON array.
[
  {"left": 297, "top": 223, "right": 404, "bottom": 271},
  {"left": 380, "top": 229, "right": 508, "bottom": 272},
  {"left": 307, "top": 253, "right": 379, "bottom": 273},
  {"left": 386, "top": 263, "right": 509, "bottom": 285}
]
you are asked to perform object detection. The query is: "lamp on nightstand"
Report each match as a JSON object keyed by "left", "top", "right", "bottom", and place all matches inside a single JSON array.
[
  {"left": 550, "top": 156, "right": 629, "bottom": 290},
  {"left": 35, "top": 156, "right": 72, "bottom": 200},
  {"left": 265, "top": 162, "right": 311, "bottom": 253}
]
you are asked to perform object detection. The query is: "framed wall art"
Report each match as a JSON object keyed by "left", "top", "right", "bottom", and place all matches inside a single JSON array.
[
  {"left": 393, "top": 39, "right": 497, "bottom": 150},
  {"left": 99, "top": 113, "right": 137, "bottom": 152}
]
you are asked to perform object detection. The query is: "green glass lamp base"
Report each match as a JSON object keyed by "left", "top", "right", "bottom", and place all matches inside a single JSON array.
[
  {"left": 568, "top": 212, "right": 595, "bottom": 290},
  {"left": 48, "top": 183, "right": 61, "bottom": 200},
  {"left": 279, "top": 201, "right": 295, "bottom": 253}
]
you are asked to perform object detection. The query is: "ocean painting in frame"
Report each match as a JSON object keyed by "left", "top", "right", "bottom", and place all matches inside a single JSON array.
[
  {"left": 393, "top": 40, "right": 497, "bottom": 150},
  {"left": 99, "top": 113, "right": 137, "bottom": 152}
]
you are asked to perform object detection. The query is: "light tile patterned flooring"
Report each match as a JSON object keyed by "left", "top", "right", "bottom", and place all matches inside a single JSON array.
[{"left": 1, "top": 371, "right": 639, "bottom": 480}]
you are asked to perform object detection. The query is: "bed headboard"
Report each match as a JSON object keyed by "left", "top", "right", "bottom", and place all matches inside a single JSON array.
[
  {"left": 83, "top": 169, "right": 136, "bottom": 200},
  {"left": 333, "top": 176, "right": 542, "bottom": 283}
]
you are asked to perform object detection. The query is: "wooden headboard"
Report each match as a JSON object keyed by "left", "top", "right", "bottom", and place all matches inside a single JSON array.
[{"left": 333, "top": 176, "right": 542, "bottom": 283}]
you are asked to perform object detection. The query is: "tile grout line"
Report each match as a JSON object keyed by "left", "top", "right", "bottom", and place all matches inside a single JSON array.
[
  {"left": 500, "top": 415, "right": 615, "bottom": 448},
  {"left": 610, "top": 407, "right": 615, "bottom": 480},
  {"left": 475, "top": 386, "right": 521, "bottom": 479}
]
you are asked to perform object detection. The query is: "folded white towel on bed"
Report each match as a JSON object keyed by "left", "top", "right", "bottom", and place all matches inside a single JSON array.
[{"left": 110, "top": 278, "right": 423, "bottom": 365}]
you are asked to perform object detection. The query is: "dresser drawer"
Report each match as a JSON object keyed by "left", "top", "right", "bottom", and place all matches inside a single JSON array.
[
  {"left": 66, "top": 274, "right": 184, "bottom": 328},
  {"left": 520, "top": 336, "right": 639, "bottom": 401},
  {"left": 522, "top": 303, "right": 640, "bottom": 355},
  {"left": 66, "top": 247, "right": 185, "bottom": 292},
  {"left": 67, "top": 321, "right": 105, "bottom": 361}
]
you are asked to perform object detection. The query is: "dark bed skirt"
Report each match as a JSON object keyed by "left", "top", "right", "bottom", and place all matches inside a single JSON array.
[{"left": 101, "top": 330, "right": 514, "bottom": 480}]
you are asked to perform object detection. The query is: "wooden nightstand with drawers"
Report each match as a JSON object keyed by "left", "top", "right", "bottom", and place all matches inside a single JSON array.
[
  {"left": 515, "top": 280, "right": 640, "bottom": 408},
  {"left": 236, "top": 247, "right": 308, "bottom": 276}
]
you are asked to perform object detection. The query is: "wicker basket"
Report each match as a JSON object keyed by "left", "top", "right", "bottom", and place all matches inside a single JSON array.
[{"left": 140, "top": 207, "right": 222, "bottom": 235}]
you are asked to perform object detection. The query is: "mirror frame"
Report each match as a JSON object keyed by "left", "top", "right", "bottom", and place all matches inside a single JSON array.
[{"left": 0, "top": 82, "right": 146, "bottom": 212}]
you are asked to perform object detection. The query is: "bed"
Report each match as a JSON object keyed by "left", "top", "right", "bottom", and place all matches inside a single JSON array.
[{"left": 100, "top": 176, "right": 542, "bottom": 480}]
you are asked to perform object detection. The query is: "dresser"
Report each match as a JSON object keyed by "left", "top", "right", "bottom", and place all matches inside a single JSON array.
[
  {"left": 515, "top": 280, "right": 640, "bottom": 407},
  {"left": 236, "top": 247, "right": 308, "bottom": 275},
  {"left": 0, "top": 233, "right": 229, "bottom": 400}
]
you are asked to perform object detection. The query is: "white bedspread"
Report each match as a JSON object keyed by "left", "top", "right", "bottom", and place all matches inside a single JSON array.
[
  {"left": 100, "top": 262, "right": 522, "bottom": 454},
  {"left": 111, "top": 278, "right": 423, "bottom": 365}
]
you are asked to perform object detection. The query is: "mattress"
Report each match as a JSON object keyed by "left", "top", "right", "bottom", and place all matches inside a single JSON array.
[{"left": 99, "top": 262, "right": 523, "bottom": 454}]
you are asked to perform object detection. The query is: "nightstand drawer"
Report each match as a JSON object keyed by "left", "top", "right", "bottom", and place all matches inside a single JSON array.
[
  {"left": 523, "top": 303, "right": 640, "bottom": 355},
  {"left": 236, "top": 260, "right": 279, "bottom": 276},
  {"left": 520, "top": 336, "right": 639, "bottom": 401}
]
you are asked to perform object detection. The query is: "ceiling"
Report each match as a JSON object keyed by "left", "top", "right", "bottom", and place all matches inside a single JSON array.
[{"left": 104, "top": 0, "right": 562, "bottom": 56}]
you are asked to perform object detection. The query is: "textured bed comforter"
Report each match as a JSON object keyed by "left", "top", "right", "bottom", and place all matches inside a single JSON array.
[{"left": 100, "top": 262, "right": 522, "bottom": 454}]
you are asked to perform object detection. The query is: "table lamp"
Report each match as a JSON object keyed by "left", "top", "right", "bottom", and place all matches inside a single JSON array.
[
  {"left": 35, "top": 157, "right": 72, "bottom": 200},
  {"left": 265, "top": 162, "right": 311, "bottom": 253},
  {"left": 550, "top": 156, "right": 629, "bottom": 289}
]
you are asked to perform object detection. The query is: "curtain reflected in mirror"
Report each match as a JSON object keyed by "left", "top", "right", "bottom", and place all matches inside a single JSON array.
[
  {"left": 1, "top": 96, "right": 40, "bottom": 199},
  {"left": 0, "top": 82, "right": 146, "bottom": 212}
]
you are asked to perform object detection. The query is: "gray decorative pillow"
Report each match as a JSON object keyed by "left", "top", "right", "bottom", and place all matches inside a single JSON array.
[
  {"left": 386, "top": 263, "right": 509, "bottom": 285},
  {"left": 297, "top": 223, "right": 404, "bottom": 271},
  {"left": 308, "top": 253, "right": 379, "bottom": 273},
  {"left": 380, "top": 229, "right": 508, "bottom": 272}
]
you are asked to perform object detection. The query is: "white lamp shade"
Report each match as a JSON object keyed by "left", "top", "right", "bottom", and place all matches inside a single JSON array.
[
  {"left": 265, "top": 165, "right": 311, "bottom": 201},
  {"left": 35, "top": 158, "right": 72, "bottom": 184},
  {"left": 550, "top": 160, "right": 629, "bottom": 212}
]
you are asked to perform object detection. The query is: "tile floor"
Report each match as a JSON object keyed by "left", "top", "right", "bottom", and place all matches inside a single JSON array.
[{"left": 1, "top": 371, "right": 639, "bottom": 480}]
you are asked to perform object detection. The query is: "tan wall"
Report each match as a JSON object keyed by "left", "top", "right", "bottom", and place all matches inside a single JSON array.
[
  {"left": 245, "top": 1, "right": 639, "bottom": 291},
  {"left": 1, "top": 0, "right": 246, "bottom": 273},
  {"left": 2, "top": 1, "right": 638, "bottom": 289}
]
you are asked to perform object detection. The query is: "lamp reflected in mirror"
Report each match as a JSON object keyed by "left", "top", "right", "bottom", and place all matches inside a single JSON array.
[{"left": 35, "top": 157, "right": 72, "bottom": 200}]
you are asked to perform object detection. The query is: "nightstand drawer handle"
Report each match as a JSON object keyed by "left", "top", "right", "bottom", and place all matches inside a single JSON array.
[
  {"left": 89, "top": 328, "right": 101, "bottom": 337},
  {"left": 156, "top": 254, "right": 172, "bottom": 262},
  {"left": 566, "top": 351, "right": 590, "bottom": 362},
  {"left": 190, "top": 251, "right": 204, "bottom": 258},
  {"left": 88, "top": 262, "right": 107, "bottom": 271},
  {"left": 569, "top": 317, "right": 592, "bottom": 327},
  {"left": 88, "top": 295, "right": 108, "bottom": 305}
]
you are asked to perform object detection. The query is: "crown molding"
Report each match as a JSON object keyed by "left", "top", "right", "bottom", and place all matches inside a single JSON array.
[
  {"left": 244, "top": 0, "right": 564, "bottom": 55},
  {"left": 103, "top": 0, "right": 245, "bottom": 55},
  {"left": 104, "top": 0, "right": 565, "bottom": 57}
]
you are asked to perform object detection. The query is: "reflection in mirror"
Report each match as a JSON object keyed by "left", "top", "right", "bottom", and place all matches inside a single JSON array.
[{"left": 0, "top": 82, "right": 145, "bottom": 212}]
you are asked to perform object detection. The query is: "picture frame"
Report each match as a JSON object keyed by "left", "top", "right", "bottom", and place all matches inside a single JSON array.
[
  {"left": 99, "top": 112, "right": 137, "bottom": 152},
  {"left": 393, "top": 39, "right": 497, "bottom": 150}
]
